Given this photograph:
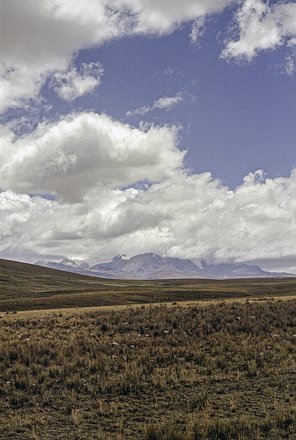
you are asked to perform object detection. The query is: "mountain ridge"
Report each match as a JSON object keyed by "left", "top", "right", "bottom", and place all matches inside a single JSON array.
[{"left": 35, "top": 253, "right": 294, "bottom": 280}]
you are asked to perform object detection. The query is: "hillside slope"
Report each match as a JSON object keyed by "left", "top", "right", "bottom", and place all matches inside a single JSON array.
[
  {"left": 0, "top": 257, "right": 110, "bottom": 295},
  {"left": 1, "top": 258, "right": 296, "bottom": 312}
]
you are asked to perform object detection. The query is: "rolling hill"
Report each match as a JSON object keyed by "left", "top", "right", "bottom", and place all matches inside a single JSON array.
[{"left": 1, "top": 258, "right": 296, "bottom": 312}]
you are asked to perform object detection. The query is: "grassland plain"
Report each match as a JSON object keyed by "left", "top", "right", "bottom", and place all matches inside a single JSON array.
[
  {"left": 1, "top": 298, "right": 296, "bottom": 440},
  {"left": 1, "top": 258, "right": 296, "bottom": 312}
]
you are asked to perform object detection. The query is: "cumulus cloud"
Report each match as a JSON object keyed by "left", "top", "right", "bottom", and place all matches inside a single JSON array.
[
  {"left": 0, "top": 113, "right": 184, "bottom": 201},
  {"left": 0, "top": 110, "right": 296, "bottom": 269},
  {"left": 113, "top": 0, "right": 233, "bottom": 35},
  {"left": 51, "top": 62, "right": 104, "bottom": 101},
  {"left": 1, "top": 168, "right": 296, "bottom": 271},
  {"left": 222, "top": 0, "right": 296, "bottom": 61},
  {"left": 126, "top": 93, "right": 183, "bottom": 116},
  {"left": 0, "top": 0, "right": 235, "bottom": 112},
  {"left": 3, "top": 0, "right": 296, "bottom": 112},
  {"left": 0, "top": 0, "right": 127, "bottom": 111},
  {"left": 1, "top": 0, "right": 296, "bottom": 270}
]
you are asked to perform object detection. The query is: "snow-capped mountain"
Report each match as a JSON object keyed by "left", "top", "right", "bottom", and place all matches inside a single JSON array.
[
  {"left": 35, "top": 253, "right": 293, "bottom": 280},
  {"left": 91, "top": 253, "right": 205, "bottom": 279},
  {"left": 35, "top": 258, "right": 90, "bottom": 273}
]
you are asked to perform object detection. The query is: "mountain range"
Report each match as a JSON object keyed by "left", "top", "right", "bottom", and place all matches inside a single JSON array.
[{"left": 35, "top": 253, "right": 294, "bottom": 280}]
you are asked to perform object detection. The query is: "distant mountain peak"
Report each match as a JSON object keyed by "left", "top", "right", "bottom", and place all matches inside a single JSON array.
[
  {"left": 35, "top": 253, "right": 294, "bottom": 280},
  {"left": 60, "top": 258, "right": 79, "bottom": 267},
  {"left": 112, "top": 255, "right": 128, "bottom": 262}
]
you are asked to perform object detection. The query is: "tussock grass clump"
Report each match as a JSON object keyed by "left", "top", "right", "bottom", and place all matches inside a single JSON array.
[{"left": 144, "top": 411, "right": 296, "bottom": 440}]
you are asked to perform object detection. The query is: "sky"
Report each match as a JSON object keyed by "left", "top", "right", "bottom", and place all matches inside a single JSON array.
[{"left": 1, "top": 0, "right": 296, "bottom": 272}]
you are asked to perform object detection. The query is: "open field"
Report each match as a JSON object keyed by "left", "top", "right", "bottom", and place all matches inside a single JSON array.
[
  {"left": 1, "top": 259, "right": 296, "bottom": 439},
  {"left": 1, "top": 258, "right": 296, "bottom": 312},
  {"left": 1, "top": 299, "right": 296, "bottom": 439}
]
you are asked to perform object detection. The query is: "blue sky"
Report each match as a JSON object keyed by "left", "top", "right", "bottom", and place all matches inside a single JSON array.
[
  {"left": 14, "top": 11, "right": 295, "bottom": 188},
  {"left": 1, "top": 0, "right": 296, "bottom": 272},
  {"left": 90, "top": 22, "right": 296, "bottom": 187}
]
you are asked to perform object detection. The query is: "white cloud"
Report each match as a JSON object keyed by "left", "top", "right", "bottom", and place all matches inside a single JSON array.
[
  {"left": 113, "top": 0, "right": 233, "bottom": 35},
  {"left": 1, "top": 0, "right": 296, "bottom": 269},
  {"left": 51, "top": 62, "right": 104, "bottom": 101},
  {"left": 126, "top": 93, "right": 183, "bottom": 116},
  {"left": 190, "top": 17, "right": 206, "bottom": 43},
  {"left": 283, "top": 55, "right": 296, "bottom": 76},
  {"left": 283, "top": 40, "right": 296, "bottom": 76},
  {"left": 155, "top": 95, "right": 183, "bottom": 110},
  {"left": 3, "top": 0, "right": 296, "bottom": 112},
  {"left": 1, "top": 112, "right": 296, "bottom": 269},
  {"left": 0, "top": 0, "right": 128, "bottom": 112},
  {"left": 0, "top": 0, "right": 235, "bottom": 113},
  {"left": 223, "top": 0, "right": 296, "bottom": 61},
  {"left": 0, "top": 113, "right": 184, "bottom": 201},
  {"left": 1, "top": 167, "right": 296, "bottom": 271},
  {"left": 0, "top": 65, "right": 46, "bottom": 113}
]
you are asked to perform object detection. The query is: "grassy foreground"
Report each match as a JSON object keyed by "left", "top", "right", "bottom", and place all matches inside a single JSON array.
[{"left": 1, "top": 298, "right": 296, "bottom": 439}]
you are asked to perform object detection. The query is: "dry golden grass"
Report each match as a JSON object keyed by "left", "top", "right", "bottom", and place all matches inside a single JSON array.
[{"left": 1, "top": 299, "right": 296, "bottom": 439}]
